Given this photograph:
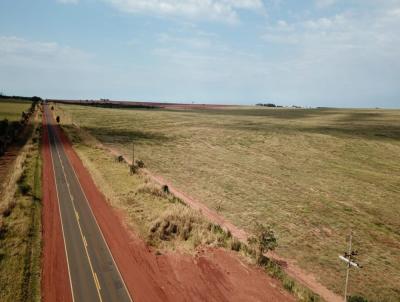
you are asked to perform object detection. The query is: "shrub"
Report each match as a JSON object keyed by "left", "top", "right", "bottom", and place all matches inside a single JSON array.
[
  {"left": 129, "top": 164, "right": 137, "bottom": 174},
  {"left": 136, "top": 183, "right": 167, "bottom": 198},
  {"left": 0, "top": 118, "right": 9, "bottom": 135},
  {"left": 2, "top": 201, "right": 16, "bottom": 217},
  {"left": 19, "top": 183, "right": 31, "bottom": 195},
  {"left": 0, "top": 219, "right": 6, "bottom": 239},
  {"left": 115, "top": 155, "right": 124, "bottom": 163},
  {"left": 248, "top": 223, "right": 277, "bottom": 262},
  {"left": 283, "top": 279, "right": 295, "bottom": 292},
  {"left": 230, "top": 238, "right": 242, "bottom": 251},
  {"left": 135, "top": 159, "right": 145, "bottom": 168},
  {"left": 149, "top": 205, "right": 201, "bottom": 242},
  {"left": 162, "top": 185, "right": 169, "bottom": 194}
]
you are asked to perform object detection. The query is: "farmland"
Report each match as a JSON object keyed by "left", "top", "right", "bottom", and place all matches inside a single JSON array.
[
  {"left": 58, "top": 104, "right": 400, "bottom": 301},
  {"left": 0, "top": 99, "right": 32, "bottom": 121}
]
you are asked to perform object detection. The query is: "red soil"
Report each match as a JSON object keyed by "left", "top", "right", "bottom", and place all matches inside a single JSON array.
[
  {"left": 52, "top": 118, "right": 295, "bottom": 301},
  {"left": 145, "top": 172, "right": 342, "bottom": 302},
  {"left": 41, "top": 115, "right": 72, "bottom": 302},
  {"left": 106, "top": 148, "right": 341, "bottom": 302}
]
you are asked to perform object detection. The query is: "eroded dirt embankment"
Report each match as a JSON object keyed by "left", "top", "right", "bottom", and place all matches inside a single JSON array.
[{"left": 52, "top": 117, "right": 295, "bottom": 301}]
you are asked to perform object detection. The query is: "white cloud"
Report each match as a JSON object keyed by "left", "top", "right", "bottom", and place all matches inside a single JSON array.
[
  {"left": 0, "top": 36, "right": 91, "bottom": 68},
  {"left": 57, "top": 0, "right": 79, "bottom": 4},
  {"left": 315, "top": 0, "right": 337, "bottom": 8},
  {"left": 105, "top": 0, "right": 264, "bottom": 23},
  {"left": 260, "top": 5, "right": 400, "bottom": 105},
  {"left": 0, "top": 36, "right": 98, "bottom": 98}
]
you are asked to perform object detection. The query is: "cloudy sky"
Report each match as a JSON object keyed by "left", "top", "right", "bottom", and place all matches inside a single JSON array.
[{"left": 0, "top": 0, "right": 399, "bottom": 107}]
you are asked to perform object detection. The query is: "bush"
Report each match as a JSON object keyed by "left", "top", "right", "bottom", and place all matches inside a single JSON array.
[
  {"left": 149, "top": 205, "right": 201, "bottom": 242},
  {"left": 0, "top": 219, "right": 7, "bottom": 239},
  {"left": 135, "top": 159, "right": 145, "bottom": 168},
  {"left": 115, "top": 155, "right": 124, "bottom": 163},
  {"left": 248, "top": 223, "right": 277, "bottom": 262},
  {"left": 0, "top": 118, "right": 9, "bottom": 135},
  {"left": 283, "top": 279, "right": 295, "bottom": 291},
  {"left": 230, "top": 238, "right": 242, "bottom": 251},
  {"left": 136, "top": 183, "right": 167, "bottom": 198},
  {"left": 148, "top": 205, "right": 232, "bottom": 249},
  {"left": 2, "top": 201, "right": 16, "bottom": 218},
  {"left": 18, "top": 171, "right": 31, "bottom": 195},
  {"left": 162, "top": 185, "right": 169, "bottom": 194},
  {"left": 19, "top": 183, "right": 31, "bottom": 195}
]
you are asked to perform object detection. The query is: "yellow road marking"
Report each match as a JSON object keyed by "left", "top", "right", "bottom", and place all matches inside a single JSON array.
[
  {"left": 54, "top": 138, "right": 103, "bottom": 302},
  {"left": 46, "top": 111, "right": 76, "bottom": 302},
  {"left": 94, "top": 273, "right": 101, "bottom": 290}
]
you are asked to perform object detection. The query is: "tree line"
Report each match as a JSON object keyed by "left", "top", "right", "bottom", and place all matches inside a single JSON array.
[{"left": 0, "top": 97, "right": 41, "bottom": 156}]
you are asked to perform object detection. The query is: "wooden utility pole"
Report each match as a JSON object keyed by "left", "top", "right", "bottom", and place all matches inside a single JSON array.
[
  {"left": 132, "top": 141, "right": 135, "bottom": 166},
  {"left": 344, "top": 233, "right": 352, "bottom": 301},
  {"left": 129, "top": 141, "right": 135, "bottom": 175},
  {"left": 339, "top": 232, "right": 361, "bottom": 302}
]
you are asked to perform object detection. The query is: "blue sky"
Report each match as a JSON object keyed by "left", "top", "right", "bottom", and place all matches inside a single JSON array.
[{"left": 0, "top": 0, "right": 399, "bottom": 108}]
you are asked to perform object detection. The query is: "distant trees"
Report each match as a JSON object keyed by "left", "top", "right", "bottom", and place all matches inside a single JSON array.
[
  {"left": 0, "top": 94, "right": 42, "bottom": 102},
  {"left": 0, "top": 98, "right": 39, "bottom": 157},
  {"left": 256, "top": 103, "right": 277, "bottom": 107}
]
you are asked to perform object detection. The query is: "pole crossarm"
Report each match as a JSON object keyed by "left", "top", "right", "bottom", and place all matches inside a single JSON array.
[{"left": 339, "top": 255, "right": 360, "bottom": 268}]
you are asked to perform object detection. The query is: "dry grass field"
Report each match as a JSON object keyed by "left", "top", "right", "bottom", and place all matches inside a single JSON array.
[
  {"left": 0, "top": 100, "right": 32, "bottom": 121},
  {"left": 0, "top": 110, "right": 42, "bottom": 302},
  {"left": 58, "top": 104, "right": 400, "bottom": 301}
]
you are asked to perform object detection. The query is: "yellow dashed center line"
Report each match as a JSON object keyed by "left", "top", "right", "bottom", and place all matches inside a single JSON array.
[{"left": 54, "top": 142, "right": 103, "bottom": 302}]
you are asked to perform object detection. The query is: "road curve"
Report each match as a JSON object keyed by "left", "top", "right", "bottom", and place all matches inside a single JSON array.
[{"left": 44, "top": 105, "right": 132, "bottom": 302}]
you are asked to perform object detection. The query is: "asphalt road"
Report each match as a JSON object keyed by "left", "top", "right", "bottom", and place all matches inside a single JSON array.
[{"left": 44, "top": 105, "right": 132, "bottom": 302}]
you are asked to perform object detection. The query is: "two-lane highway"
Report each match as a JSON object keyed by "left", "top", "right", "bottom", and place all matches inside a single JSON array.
[{"left": 44, "top": 105, "right": 132, "bottom": 302}]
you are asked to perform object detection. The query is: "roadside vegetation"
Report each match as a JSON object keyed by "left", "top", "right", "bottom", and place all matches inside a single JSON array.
[
  {"left": 0, "top": 99, "right": 33, "bottom": 121},
  {"left": 57, "top": 104, "right": 400, "bottom": 301},
  {"left": 0, "top": 99, "right": 39, "bottom": 156},
  {"left": 0, "top": 105, "right": 42, "bottom": 302},
  {"left": 57, "top": 113, "right": 319, "bottom": 302}
]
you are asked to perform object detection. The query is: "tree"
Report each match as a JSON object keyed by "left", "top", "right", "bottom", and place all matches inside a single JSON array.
[
  {"left": 31, "top": 96, "right": 42, "bottom": 102},
  {"left": 248, "top": 223, "right": 277, "bottom": 263}
]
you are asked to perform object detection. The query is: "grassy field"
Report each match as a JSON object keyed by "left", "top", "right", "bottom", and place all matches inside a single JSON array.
[
  {"left": 0, "top": 99, "right": 32, "bottom": 121},
  {"left": 58, "top": 104, "right": 400, "bottom": 301},
  {"left": 60, "top": 116, "right": 317, "bottom": 302},
  {"left": 0, "top": 111, "right": 42, "bottom": 302}
]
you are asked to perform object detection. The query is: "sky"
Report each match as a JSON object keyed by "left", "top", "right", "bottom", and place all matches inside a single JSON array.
[{"left": 0, "top": 0, "right": 399, "bottom": 108}]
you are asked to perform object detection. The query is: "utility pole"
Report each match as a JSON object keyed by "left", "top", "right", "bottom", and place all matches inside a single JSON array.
[
  {"left": 130, "top": 141, "right": 135, "bottom": 175},
  {"left": 132, "top": 141, "right": 135, "bottom": 166},
  {"left": 339, "top": 232, "right": 361, "bottom": 302}
]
